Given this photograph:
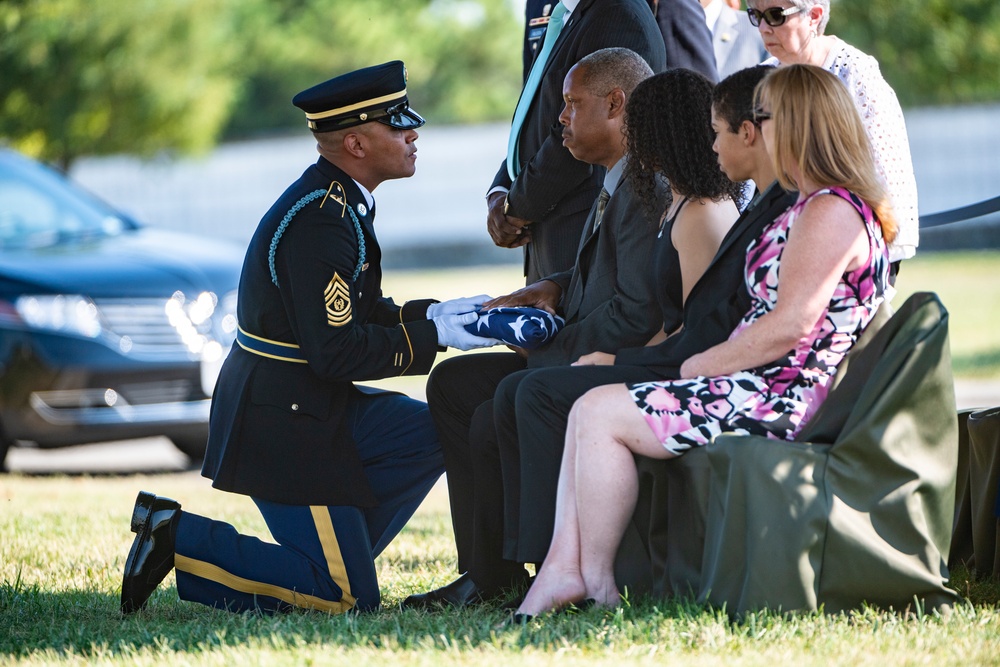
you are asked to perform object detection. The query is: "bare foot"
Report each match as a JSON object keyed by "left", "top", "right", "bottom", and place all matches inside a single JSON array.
[{"left": 516, "top": 563, "right": 587, "bottom": 617}]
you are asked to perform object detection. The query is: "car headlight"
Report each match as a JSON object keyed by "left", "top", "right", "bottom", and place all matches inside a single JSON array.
[
  {"left": 219, "top": 290, "right": 238, "bottom": 337},
  {"left": 164, "top": 290, "right": 237, "bottom": 357},
  {"left": 14, "top": 295, "right": 102, "bottom": 338},
  {"left": 166, "top": 291, "right": 214, "bottom": 355}
]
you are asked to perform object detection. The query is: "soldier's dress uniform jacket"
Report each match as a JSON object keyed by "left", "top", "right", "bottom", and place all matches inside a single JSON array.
[
  {"left": 202, "top": 156, "right": 439, "bottom": 508},
  {"left": 171, "top": 154, "right": 445, "bottom": 615},
  {"left": 124, "top": 60, "right": 445, "bottom": 616}
]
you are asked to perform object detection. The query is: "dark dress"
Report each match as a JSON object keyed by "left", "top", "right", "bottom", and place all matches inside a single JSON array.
[{"left": 652, "top": 197, "right": 686, "bottom": 337}]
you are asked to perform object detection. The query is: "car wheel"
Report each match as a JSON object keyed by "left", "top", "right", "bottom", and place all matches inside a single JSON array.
[{"left": 169, "top": 435, "right": 207, "bottom": 463}]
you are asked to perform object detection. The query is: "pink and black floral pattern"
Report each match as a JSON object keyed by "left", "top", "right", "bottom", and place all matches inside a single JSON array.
[{"left": 629, "top": 187, "right": 889, "bottom": 455}]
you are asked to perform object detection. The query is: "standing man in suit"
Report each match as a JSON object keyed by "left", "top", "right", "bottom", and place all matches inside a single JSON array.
[
  {"left": 494, "top": 65, "right": 798, "bottom": 573},
  {"left": 119, "top": 61, "right": 501, "bottom": 616},
  {"left": 487, "top": 0, "right": 666, "bottom": 284},
  {"left": 701, "top": 0, "right": 768, "bottom": 79},
  {"left": 402, "top": 48, "right": 663, "bottom": 610},
  {"left": 648, "top": 0, "right": 719, "bottom": 81}
]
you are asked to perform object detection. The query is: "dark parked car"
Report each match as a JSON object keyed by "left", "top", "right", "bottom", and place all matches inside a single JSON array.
[{"left": 0, "top": 148, "right": 243, "bottom": 470}]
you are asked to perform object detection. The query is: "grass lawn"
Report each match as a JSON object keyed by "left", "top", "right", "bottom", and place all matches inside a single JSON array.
[
  {"left": 3, "top": 474, "right": 1000, "bottom": 666},
  {"left": 892, "top": 251, "right": 1000, "bottom": 378},
  {"left": 3, "top": 251, "right": 1000, "bottom": 665}
]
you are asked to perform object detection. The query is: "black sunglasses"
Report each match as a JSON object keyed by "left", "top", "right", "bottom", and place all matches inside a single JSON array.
[
  {"left": 747, "top": 5, "right": 803, "bottom": 27},
  {"left": 752, "top": 107, "right": 772, "bottom": 124}
]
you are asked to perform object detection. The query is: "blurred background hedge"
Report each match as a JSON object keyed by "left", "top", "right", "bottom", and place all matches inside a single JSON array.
[{"left": 2, "top": 0, "right": 997, "bottom": 169}]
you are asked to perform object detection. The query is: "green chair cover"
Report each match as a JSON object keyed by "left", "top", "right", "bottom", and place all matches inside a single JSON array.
[
  {"left": 951, "top": 406, "right": 1000, "bottom": 578},
  {"left": 698, "top": 292, "right": 960, "bottom": 615},
  {"left": 948, "top": 409, "right": 978, "bottom": 571}
]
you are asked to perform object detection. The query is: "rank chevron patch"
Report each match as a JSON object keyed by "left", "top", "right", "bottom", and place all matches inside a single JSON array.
[{"left": 325, "top": 272, "right": 352, "bottom": 326}]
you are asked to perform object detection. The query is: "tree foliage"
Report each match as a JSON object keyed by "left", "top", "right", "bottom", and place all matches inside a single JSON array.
[
  {"left": 0, "top": 0, "right": 247, "bottom": 169},
  {"left": 222, "top": 0, "right": 523, "bottom": 139},
  {"left": 3, "top": 0, "right": 998, "bottom": 167},
  {"left": 0, "top": 0, "right": 521, "bottom": 168},
  {"left": 832, "top": 0, "right": 1000, "bottom": 107}
]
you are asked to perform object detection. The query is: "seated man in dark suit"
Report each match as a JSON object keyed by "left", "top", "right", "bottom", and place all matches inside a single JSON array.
[
  {"left": 402, "top": 48, "right": 665, "bottom": 610},
  {"left": 495, "top": 64, "right": 798, "bottom": 576}
]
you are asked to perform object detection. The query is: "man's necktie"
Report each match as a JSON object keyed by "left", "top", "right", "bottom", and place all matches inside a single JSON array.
[
  {"left": 592, "top": 187, "right": 610, "bottom": 233},
  {"left": 506, "top": 1, "right": 569, "bottom": 181}
]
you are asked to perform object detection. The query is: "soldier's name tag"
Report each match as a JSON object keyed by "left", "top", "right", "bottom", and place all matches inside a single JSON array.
[{"left": 325, "top": 272, "right": 352, "bottom": 326}]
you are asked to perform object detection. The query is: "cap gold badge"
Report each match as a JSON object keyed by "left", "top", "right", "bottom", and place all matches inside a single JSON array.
[{"left": 325, "top": 272, "right": 352, "bottom": 326}]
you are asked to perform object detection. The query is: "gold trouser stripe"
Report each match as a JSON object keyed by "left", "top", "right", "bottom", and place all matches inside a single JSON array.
[
  {"left": 399, "top": 323, "right": 415, "bottom": 375},
  {"left": 309, "top": 506, "right": 357, "bottom": 608},
  {"left": 174, "top": 553, "right": 354, "bottom": 614}
]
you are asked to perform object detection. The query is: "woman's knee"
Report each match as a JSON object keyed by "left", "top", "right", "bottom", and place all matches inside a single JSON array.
[{"left": 573, "top": 385, "right": 631, "bottom": 432}]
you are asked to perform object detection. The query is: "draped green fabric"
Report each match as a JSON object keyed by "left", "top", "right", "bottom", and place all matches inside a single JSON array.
[
  {"left": 947, "top": 409, "right": 977, "bottom": 571},
  {"left": 698, "top": 292, "right": 960, "bottom": 616},
  {"left": 950, "top": 406, "right": 1000, "bottom": 578}
]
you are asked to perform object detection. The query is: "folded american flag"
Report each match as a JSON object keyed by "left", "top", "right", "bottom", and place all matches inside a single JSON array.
[{"left": 464, "top": 307, "right": 565, "bottom": 349}]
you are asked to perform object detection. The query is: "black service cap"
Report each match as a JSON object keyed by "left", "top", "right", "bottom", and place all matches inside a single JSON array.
[{"left": 292, "top": 60, "right": 425, "bottom": 132}]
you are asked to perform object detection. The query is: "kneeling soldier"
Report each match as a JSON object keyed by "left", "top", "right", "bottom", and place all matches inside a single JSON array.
[{"left": 121, "top": 61, "right": 498, "bottom": 615}]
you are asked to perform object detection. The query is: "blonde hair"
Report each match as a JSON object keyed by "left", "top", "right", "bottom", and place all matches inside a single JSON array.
[{"left": 756, "top": 64, "right": 897, "bottom": 243}]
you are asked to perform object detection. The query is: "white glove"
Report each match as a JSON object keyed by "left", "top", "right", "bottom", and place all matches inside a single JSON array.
[
  {"left": 434, "top": 312, "right": 502, "bottom": 350},
  {"left": 425, "top": 294, "right": 492, "bottom": 319}
]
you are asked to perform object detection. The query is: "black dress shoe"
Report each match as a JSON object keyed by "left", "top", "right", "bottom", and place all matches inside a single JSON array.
[
  {"left": 400, "top": 572, "right": 485, "bottom": 610},
  {"left": 121, "top": 491, "right": 181, "bottom": 614}
]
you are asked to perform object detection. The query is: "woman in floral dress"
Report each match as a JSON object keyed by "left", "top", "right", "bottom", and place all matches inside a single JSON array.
[{"left": 514, "top": 64, "right": 898, "bottom": 618}]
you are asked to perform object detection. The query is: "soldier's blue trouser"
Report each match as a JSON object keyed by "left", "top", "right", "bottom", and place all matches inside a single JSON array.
[{"left": 173, "top": 391, "right": 443, "bottom": 613}]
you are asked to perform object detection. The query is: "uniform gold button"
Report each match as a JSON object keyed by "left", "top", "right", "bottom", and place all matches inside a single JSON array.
[{"left": 291, "top": 403, "right": 299, "bottom": 411}]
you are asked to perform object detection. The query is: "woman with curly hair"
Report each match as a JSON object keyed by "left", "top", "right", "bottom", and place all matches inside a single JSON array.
[
  {"left": 574, "top": 67, "right": 742, "bottom": 365},
  {"left": 513, "top": 64, "right": 894, "bottom": 619}
]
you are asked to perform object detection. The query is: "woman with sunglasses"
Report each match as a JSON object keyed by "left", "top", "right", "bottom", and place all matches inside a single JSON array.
[
  {"left": 746, "top": 0, "right": 918, "bottom": 273},
  {"left": 511, "top": 64, "right": 895, "bottom": 619}
]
